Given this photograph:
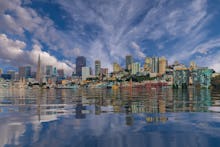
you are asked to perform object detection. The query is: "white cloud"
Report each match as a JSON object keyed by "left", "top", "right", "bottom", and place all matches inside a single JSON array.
[
  {"left": 131, "top": 42, "right": 146, "bottom": 59},
  {"left": 0, "top": 34, "right": 25, "bottom": 59},
  {"left": 0, "top": 0, "right": 217, "bottom": 72},
  {"left": 0, "top": 34, "right": 74, "bottom": 75}
]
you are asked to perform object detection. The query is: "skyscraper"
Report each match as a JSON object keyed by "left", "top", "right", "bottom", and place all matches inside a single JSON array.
[
  {"left": 76, "top": 56, "right": 86, "bottom": 76},
  {"left": 57, "top": 69, "right": 64, "bottom": 78},
  {"left": 101, "top": 68, "right": 108, "bottom": 77},
  {"left": 113, "top": 62, "right": 121, "bottom": 73},
  {"left": 131, "top": 62, "right": 140, "bottom": 75},
  {"left": 126, "top": 55, "right": 133, "bottom": 70},
  {"left": 7, "top": 70, "right": 16, "bottom": 80},
  {"left": 36, "top": 55, "right": 42, "bottom": 82},
  {"left": 144, "top": 57, "right": 152, "bottom": 72},
  {"left": 82, "top": 67, "right": 90, "bottom": 81},
  {"left": 159, "top": 57, "right": 167, "bottom": 75},
  {"left": 152, "top": 57, "right": 159, "bottom": 73},
  {"left": 95, "top": 60, "right": 101, "bottom": 76},
  {"left": 19, "top": 66, "right": 31, "bottom": 79},
  {"left": 46, "top": 65, "right": 53, "bottom": 76},
  {"left": 19, "top": 66, "right": 26, "bottom": 79},
  {"left": 25, "top": 66, "right": 31, "bottom": 78}
]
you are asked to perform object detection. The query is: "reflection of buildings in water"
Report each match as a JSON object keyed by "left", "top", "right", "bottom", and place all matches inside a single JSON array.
[
  {"left": 166, "top": 88, "right": 211, "bottom": 112},
  {"left": 146, "top": 116, "right": 168, "bottom": 123},
  {"left": 125, "top": 115, "right": 133, "bottom": 126},
  {"left": 124, "top": 100, "right": 134, "bottom": 126},
  {"left": 159, "top": 99, "right": 166, "bottom": 113},
  {"left": 75, "top": 98, "right": 86, "bottom": 119},
  {"left": 131, "top": 101, "right": 145, "bottom": 113}
]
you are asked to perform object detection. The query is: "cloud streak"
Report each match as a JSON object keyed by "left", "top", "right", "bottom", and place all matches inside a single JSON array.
[{"left": 0, "top": 0, "right": 220, "bottom": 72}]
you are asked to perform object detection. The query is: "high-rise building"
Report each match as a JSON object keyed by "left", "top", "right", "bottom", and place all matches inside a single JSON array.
[
  {"left": 36, "top": 55, "right": 42, "bottom": 82},
  {"left": 113, "top": 62, "right": 121, "bottom": 73},
  {"left": 144, "top": 57, "right": 152, "bottom": 72},
  {"left": 25, "top": 66, "right": 31, "bottom": 78},
  {"left": 131, "top": 62, "right": 140, "bottom": 75},
  {"left": 126, "top": 55, "right": 133, "bottom": 70},
  {"left": 82, "top": 67, "right": 90, "bottom": 81},
  {"left": 57, "top": 69, "right": 64, "bottom": 78},
  {"left": 18, "top": 66, "right": 26, "bottom": 79},
  {"left": 76, "top": 56, "right": 86, "bottom": 76},
  {"left": 95, "top": 60, "right": 101, "bottom": 76},
  {"left": 159, "top": 57, "right": 167, "bottom": 75},
  {"left": 53, "top": 67, "right": 57, "bottom": 76},
  {"left": 19, "top": 66, "right": 31, "bottom": 79},
  {"left": 7, "top": 70, "right": 16, "bottom": 80},
  {"left": 101, "top": 68, "right": 108, "bottom": 77},
  {"left": 46, "top": 65, "right": 53, "bottom": 76},
  {"left": 152, "top": 57, "right": 159, "bottom": 73}
]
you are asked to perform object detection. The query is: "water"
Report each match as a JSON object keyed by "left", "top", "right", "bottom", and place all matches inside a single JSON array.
[{"left": 0, "top": 87, "right": 220, "bottom": 147}]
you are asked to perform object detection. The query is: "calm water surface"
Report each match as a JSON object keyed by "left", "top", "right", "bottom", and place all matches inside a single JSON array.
[{"left": 0, "top": 87, "right": 220, "bottom": 147}]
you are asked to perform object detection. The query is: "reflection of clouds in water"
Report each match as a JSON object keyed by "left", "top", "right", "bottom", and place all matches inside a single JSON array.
[
  {"left": 0, "top": 121, "right": 25, "bottom": 145},
  {"left": 0, "top": 88, "right": 220, "bottom": 146},
  {"left": 1, "top": 112, "right": 220, "bottom": 146}
]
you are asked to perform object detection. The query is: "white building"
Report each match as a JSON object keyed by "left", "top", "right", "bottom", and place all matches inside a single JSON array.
[
  {"left": 131, "top": 62, "right": 140, "bottom": 75},
  {"left": 82, "top": 67, "right": 90, "bottom": 81}
]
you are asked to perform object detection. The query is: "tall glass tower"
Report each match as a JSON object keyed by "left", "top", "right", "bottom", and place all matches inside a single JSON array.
[
  {"left": 126, "top": 55, "right": 133, "bottom": 70},
  {"left": 76, "top": 56, "right": 86, "bottom": 76}
]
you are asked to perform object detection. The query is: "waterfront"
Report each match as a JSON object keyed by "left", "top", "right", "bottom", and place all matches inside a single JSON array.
[{"left": 0, "top": 87, "right": 220, "bottom": 147}]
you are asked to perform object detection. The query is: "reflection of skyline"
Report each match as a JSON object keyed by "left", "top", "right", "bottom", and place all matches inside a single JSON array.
[
  {"left": 0, "top": 88, "right": 214, "bottom": 116},
  {"left": 0, "top": 88, "right": 219, "bottom": 146}
]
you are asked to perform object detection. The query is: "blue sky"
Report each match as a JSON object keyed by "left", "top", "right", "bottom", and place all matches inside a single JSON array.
[{"left": 0, "top": 0, "right": 220, "bottom": 74}]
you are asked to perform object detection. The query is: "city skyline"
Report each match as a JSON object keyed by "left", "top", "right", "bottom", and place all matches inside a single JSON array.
[{"left": 0, "top": 0, "right": 220, "bottom": 74}]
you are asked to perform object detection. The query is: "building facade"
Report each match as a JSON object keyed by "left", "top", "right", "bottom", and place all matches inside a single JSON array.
[
  {"left": 152, "top": 57, "right": 159, "bottom": 73},
  {"left": 173, "top": 69, "right": 190, "bottom": 88},
  {"left": 126, "top": 55, "right": 133, "bottom": 70},
  {"left": 95, "top": 60, "right": 101, "bottom": 76},
  {"left": 82, "top": 67, "right": 90, "bottom": 81},
  {"left": 76, "top": 56, "right": 86, "bottom": 77},
  {"left": 131, "top": 62, "right": 140, "bottom": 75},
  {"left": 113, "top": 62, "right": 121, "bottom": 73},
  {"left": 191, "top": 67, "right": 213, "bottom": 88},
  {"left": 159, "top": 57, "right": 167, "bottom": 75}
]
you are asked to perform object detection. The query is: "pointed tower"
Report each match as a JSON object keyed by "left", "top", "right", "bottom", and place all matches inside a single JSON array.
[{"left": 36, "top": 55, "right": 41, "bottom": 83}]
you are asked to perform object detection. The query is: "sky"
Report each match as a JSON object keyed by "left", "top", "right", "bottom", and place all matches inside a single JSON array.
[{"left": 0, "top": 0, "right": 220, "bottom": 75}]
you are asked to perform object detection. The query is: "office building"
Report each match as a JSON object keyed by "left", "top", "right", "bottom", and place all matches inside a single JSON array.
[
  {"left": 57, "top": 69, "right": 64, "bottom": 78},
  {"left": 46, "top": 65, "right": 53, "bottom": 76},
  {"left": 76, "top": 56, "right": 86, "bottom": 76},
  {"left": 95, "top": 60, "right": 101, "bottom": 76},
  {"left": 7, "top": 70, "right": 16, "bottom": 80},
  {"left": 25, "top": 66, "right": 31, "bottom": 78},
  {"left": 53, "top": 67, "right": 57, "bottom": 76},
  {"left": 159, "top": 57, "right": 167, "bottom": 75},
  {"left": 101, "top": 68, "right": 108, "bottom": 77},
  {"left": 131, "top": 62, "right": 140, "bottom": 75},
  {"left": 82, "top": 67, "right": 90, "bottom": 81},
  {"left": 126, "top": 55, "right": 133, "bottom": 70},
  {"left": 113, "top": 62, "right": 121, "bottom": 73},
  {"left": 18, "top": 66, "right": 26, "bottom": 79},
  {"left": 144, "top": 57, "right": 152, "bottom": 72},
  {"left": 152, "top": 57, "right": 159, "bottom": 73}
]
